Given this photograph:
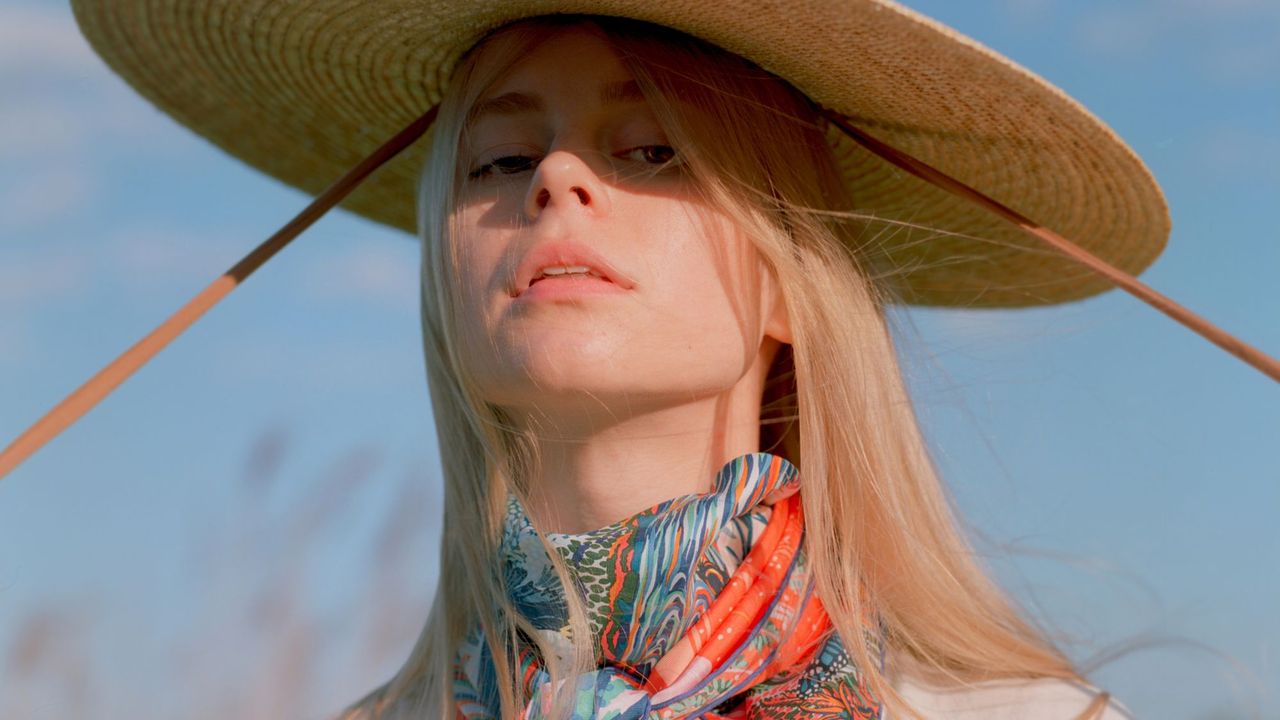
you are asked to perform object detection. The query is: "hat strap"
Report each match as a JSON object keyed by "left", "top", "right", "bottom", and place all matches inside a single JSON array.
[
  {"left": 2, "top": 104, "right": 1275, "bottom": 483},
  {"left": 0, "top": 106, "right": 439, "bottom": 482},
  {"left": 817, "top": 107, "right": 1280, "bottom": 385}
]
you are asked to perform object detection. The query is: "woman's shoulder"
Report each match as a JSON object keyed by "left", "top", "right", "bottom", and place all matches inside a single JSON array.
[{"left": 889, "top": 671, "right": 1135, "bottom": 720}]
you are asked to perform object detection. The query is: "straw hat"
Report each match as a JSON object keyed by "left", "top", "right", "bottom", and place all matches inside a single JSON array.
[
  {"left": 7, "top": 0, "right": 1274, "bottom": 485},
  {"left": 69, "top": 0, "right": 1169, "bottom": 307}
]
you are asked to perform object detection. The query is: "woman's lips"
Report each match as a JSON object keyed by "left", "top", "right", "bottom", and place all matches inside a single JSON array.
[
  {"left": 511, "top": 241, "right": 637, "bottom": 297},
  {"left": 516, "top": 273, "right": 627, "bottom": 302}
]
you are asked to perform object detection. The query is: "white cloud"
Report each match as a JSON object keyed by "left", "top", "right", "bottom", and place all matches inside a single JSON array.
[
  {"left": 103, "top": 225, "right": 247, "bottom": 286},
  {"left": 206, "top": 335, "right": 418, "bottom": 392},
  {"left": 999, "top": 0, "right": 1057, "bottom": 27},
  {"left": 0, "top": 5, "right": 97, "bottom": 75},
  {"left": 0, "top": 316, "right": 35, "bottom": 370},
  {"left": 298, "top": 242, "right": 419, "bottom": 310},
  {"left": 897, "top": 304, "right": 1122, "bottom": 358},
  {"left": 0, "top": 164, "right": 96, "bottom": 231},
  {"left": 1194, "top": 127, "right": 1280, "bottom": 183},
  {"left": 1075, "top": 6, "right": 1160, "bottom": 58},
  {"left": 902, "top": 309, "right": 1035, "bottom": 353},
  {"left": 1074, "top": 1, "right": 1280, "bottom": 87},
  {"left": 0, "top": 1, "right": 201, "bottom": 231},
  {"left": 0, "top": 98, "right": 87, "bottom": 160},
  {"left": 0, "top": 220, "right": 254, "bottom": 314},
  {"left": 1203, "top": 41, "right": 1280, "bottom": 86},
  {"left": 1171, "top": 0, "right": 1278, "bottom": 15},
  {"left": 0, "top": 242, "right": 91, "bottom": 306}
]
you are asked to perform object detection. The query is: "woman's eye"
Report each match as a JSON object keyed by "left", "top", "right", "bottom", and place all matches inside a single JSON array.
[
  {"left": 466, "top": 144, "right": 680, "bottom": 183},
  {"left": 468, "top": 153, "right": 540, "bottom": 181},
  {"left": 620, "top": 144, "right": 678, "bottom": 165}
]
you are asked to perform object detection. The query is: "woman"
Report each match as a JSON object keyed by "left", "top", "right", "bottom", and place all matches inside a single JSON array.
[
  {"left": 25, "top": 0, "right": 1274, "bottom": 718},
  {"left": 350, "top": 15, "right": 1133, "bottom": 720}
]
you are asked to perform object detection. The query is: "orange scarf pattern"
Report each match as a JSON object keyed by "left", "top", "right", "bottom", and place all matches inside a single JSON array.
[{"left": 454, "top": 453, "right": 885, "bottom": 719}]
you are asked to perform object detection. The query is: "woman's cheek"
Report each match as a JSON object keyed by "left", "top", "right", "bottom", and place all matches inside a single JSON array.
[{"left": 452, "top": 238, "right": 498, "bottom": 312}]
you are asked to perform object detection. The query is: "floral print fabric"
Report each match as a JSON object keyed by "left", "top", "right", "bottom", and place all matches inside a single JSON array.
[{"left": 454, "top": 452, "right": 885, "bottom": 719}]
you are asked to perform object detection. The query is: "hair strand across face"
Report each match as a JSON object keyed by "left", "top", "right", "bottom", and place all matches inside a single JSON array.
[{"left": 336, "top": 15, "right": 1111, "bottom": 720}]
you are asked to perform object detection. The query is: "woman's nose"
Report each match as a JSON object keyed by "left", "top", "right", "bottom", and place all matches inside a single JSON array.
[{"left": 523, "top": 150, "right": 612, "bottom": 221}]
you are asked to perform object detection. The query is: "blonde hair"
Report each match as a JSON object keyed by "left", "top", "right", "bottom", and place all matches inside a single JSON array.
[{"left": 337, "top": 15, "right": 1114, "bottom": 720}]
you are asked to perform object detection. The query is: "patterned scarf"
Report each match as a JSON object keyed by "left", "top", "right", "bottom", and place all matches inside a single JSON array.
[{"left": 454, "top": 452, "right": 885, "bottom": 719}]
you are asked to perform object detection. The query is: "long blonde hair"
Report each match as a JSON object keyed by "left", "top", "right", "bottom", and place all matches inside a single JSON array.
[{"left": 337, "top": 15, "right": 1113, "bottom": 720}]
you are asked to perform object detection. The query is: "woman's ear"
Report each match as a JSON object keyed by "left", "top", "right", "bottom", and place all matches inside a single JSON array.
[{"left": 763, "top": 270, "right": 793, "bottom": 345}]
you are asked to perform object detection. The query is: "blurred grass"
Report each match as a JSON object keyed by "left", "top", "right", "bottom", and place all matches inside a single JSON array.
[
  {"left": 1, "top": 426, "right": 440, "bottom": 720},
  {"left": 2, "top": 428, "right": 1270, "bottom": 719}
]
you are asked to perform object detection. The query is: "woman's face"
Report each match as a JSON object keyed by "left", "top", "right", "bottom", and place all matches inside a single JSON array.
[{"left": 452, "top": 26, "right": 790, "bottom": 428}]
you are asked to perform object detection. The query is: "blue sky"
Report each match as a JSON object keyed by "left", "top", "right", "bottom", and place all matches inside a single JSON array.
[{"left": 0, "top": 1, "right": 1276, "bottom": 718}]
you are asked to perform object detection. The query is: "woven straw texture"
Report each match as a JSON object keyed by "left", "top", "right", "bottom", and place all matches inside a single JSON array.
[{"left": 69, "top": 0, "right": 1170, "bottom": 307}]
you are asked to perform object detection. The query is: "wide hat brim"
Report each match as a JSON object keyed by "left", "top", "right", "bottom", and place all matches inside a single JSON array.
[{"left": 70, "top": 0, "right": 1170, "bottom": 308}]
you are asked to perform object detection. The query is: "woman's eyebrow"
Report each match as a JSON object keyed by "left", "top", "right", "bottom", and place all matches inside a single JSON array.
[{"left": 465, "top": 79, "right": 646, "bottom": 129}]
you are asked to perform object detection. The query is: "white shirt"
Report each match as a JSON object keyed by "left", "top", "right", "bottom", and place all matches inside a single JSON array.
[{"left": 889, "top": 672, "right": 1136, "bottom": 719}]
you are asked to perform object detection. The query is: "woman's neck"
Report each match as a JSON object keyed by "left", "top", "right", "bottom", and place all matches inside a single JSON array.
[
  {"left": 517, "top": 340, "right": 777, "bottom": 534},
  {"left": 525, "top": 404, "right": 763, "bottom": 534}
]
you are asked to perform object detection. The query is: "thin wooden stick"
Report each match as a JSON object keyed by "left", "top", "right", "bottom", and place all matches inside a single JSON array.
[
  {"left": 0, "top": 105, "right": 439, "bottom": 482},
  {"left": 821, "top": 108, "right": 1280, "bottom": 384}
]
